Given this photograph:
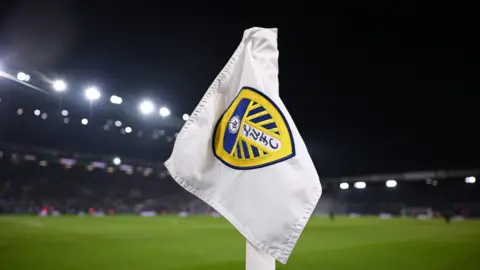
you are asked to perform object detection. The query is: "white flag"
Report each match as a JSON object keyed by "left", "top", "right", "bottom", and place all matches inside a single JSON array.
[{"left": 164, "top": 27, "right": 322, "bottom": 264}]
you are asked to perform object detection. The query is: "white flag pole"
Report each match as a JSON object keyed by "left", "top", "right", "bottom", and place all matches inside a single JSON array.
[{"left": 246, "top": 241, "right": 275, "bottom": 270}]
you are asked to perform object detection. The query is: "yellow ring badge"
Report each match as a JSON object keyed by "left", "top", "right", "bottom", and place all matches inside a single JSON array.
[{"left": 212, "top": 87, "right": 295, "bottom": 170}]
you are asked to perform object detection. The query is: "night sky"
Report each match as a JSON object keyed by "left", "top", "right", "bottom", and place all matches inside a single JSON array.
[{"left": 0, "top": 1, "right": 476, "bottom": 177}]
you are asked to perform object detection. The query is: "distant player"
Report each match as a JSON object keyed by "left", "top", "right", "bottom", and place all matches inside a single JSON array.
[
  {"left": 443, "top": 210, "right": 453, "bottom": 224},
  {"left": 39, "top": 207, "right": 48, "bottom": 216},
  {"left": 329, "top": 211, "right": 335, "bottom": 221}
]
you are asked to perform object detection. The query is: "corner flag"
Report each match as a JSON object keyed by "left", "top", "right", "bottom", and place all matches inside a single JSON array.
[{"left": 164, "top": 27, "right": 322, "bottom": 265}]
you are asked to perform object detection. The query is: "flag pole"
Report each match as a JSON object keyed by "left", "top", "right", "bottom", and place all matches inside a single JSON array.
[{"left": 246, "top": 241, "right": 275, "bottom": 270}]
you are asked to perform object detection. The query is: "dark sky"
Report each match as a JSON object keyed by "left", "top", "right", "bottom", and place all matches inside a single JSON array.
[{"left": 0, "top": 1, "right": 477, "bottom": 177}]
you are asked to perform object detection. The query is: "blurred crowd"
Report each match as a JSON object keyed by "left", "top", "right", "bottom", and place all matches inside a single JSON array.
[
  {"left": 1, "top": 147, "right": 479, "bottom": 217},
  {"left": 0, "top": 150, "right": 210, "bottom": 215}
]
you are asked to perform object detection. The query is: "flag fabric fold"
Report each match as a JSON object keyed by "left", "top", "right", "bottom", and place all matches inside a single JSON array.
[{"left": 164, "top": 27, "right": 322, "bottom": 264}]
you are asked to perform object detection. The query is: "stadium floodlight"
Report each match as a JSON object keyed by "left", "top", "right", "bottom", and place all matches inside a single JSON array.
[
  {"left": 159, "top": 106, "right": 170, "bottom": 117},
  {"left": 139, "top": 100, "right": 155, "bottom": 114},
  {"left": 41, "top": 113, "right": 48, "bottom": 120},
  {"left": 339, "top": 182, "right": 349, "bottom": 190},
  {"left": 182, "top": 113, "right": 189, "bottom": 121},
  {"left": 386, "top": 180, "right": 397, "bottom": 188},
  {"left": 52, "top": 80, "right": 67, "bottom": 92},
  {"left": 85, "top": 87, "right": 100, "bottom": 100},
  {"left": 115, "top": 120, "right": 122, "bottom": 127},
  {"left": 110, "top": 95, "right": 122, "bottom": 104},
  {"left": 81, "top": 118, "right": 88, "bottom": 125},
  {"left": 354, "top": 181, "right": 366, "bottom": 189},
  {"left": 125, "top": 126, "right": 132, "bottom": 133},
  {"left": 113, "top": 157, "right": 121, "bottom": 166},
  {"left": 34, "top": 109, "right": 41, "bottom": 116},
  {"left": 465, "top": 176, "right": 476, "bottom": 184},
  {"left": 17, "top": 72, "right": 30, "bottom": 82},
  {"left": 61, "top": 110, "right": 68, "bottom": 116}
]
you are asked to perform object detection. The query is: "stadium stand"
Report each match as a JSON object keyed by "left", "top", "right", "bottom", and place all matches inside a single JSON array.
[
  {"left": 0, "top": 147, "right": 209, "bottom": 215},
  {"left": 1, "top": 144, "right": 479, "bottom": 217},
  {"left": 319, "top": 176, "right": 480, "bottom": 217}
]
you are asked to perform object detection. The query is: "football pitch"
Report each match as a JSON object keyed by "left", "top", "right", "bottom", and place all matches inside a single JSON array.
[{"left": 0, "top": 216, "right": 478, "bottom": 270}]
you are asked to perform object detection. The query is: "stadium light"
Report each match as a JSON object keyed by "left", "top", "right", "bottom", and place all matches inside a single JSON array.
[
  {"left": 386, "top": 180, "right": 397, "bottom": 188},
  {"left": 354, "top": 182, "right": 366, "bottom": 189},
  {"left": 81, "top": 118, "right": 88, "bottom": 125},
  {"left": 52, "top": 80, "right": 67, "bottom": 92},
  {"left": 17, "top": 72, "right": 30, "bottom": 82},
  {"left": 113, "top": 157, "right": 121, "bottom": 166},
  {"left": 125, "top": 126, "right": 132, "bottom": 133},
  {"left": 41, "top": 113, "right": 48, "bottom": 120},
  {"left": 61, "top": 110, "right": 69, "bottom": 116},
  {"left": 465, "top": 176, "right": 476, "bottom": 184},
  {"left": 139, "top": 100, "right": 155, "bottom": 114},
  {"left": 110, "top": 95, "right": 122, "bottom": 104},
  {"left": 182, "top": 113, "right": 189, "bottom": 121},
  {"left": 85, "top": 87, "right": 100, "bottom": 101},
  {"left": 339, "top": 182, "right": 349, "bottom": 190},
  {"left": 115, "top": 120, "right": 122, "bottom": 127},
  {"left": 159, "top": 106, "right": 170, "bottom": 117},
  {"left": 34, "top": 109, "right": 41, "bottom": 116}
]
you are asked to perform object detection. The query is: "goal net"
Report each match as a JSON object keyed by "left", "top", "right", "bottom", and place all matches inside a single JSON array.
[{"left": 400, "top": 207, "right": 434, "bottom": 219}]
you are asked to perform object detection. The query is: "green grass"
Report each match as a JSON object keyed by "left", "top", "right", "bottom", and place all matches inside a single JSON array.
[{"left": 0, "top": 215, "right": 479, "bottom": 270}]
